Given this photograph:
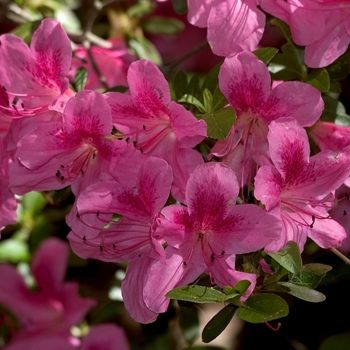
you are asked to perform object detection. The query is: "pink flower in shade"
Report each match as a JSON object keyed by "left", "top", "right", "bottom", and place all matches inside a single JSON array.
[
  {"left": 9, "top": 90, "right": 143, "bottom": 197},
  {"left": 260, "top": 0, "right": 350, "bottom": 68},
  {"left": 210, "top": 51, "right": 323, "bottom": 187},
  {"left": 3, "top": 324, "right": 130, "bottom": 350},
  {"left": 105, "top": 59, "right": 207, "bottom": 202},
  {"left": 308, "top": 121, "right": 350, "bottom": 188},
  {"left": 70, "top": 38, "right": 135, "bottom": 91},
  {"left": 68, "top": 157, "right": 173, "bottom": 323},
  {"left": 142, "top": 162, "right": 281, "bottom": 319},
  {"left": 187, "top": 0, "right": 266, "bottom": 57},
  {"left": 254, "top": 117, "right": 350, "bottom": 253},
  {"left": 0, "top": 18, "right": 74, "bottom": 117},
  {"left": 0, "top": 238, "right": 96, "bottom": 350}
]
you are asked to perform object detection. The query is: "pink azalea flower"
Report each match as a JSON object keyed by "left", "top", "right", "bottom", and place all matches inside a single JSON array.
[
  {"left": 187, "top": 0, "right": 266, "bottom": 57},
  {"left": 260, "top": 0, "right": 350, "bottom": 67},
  {"left": 68, "top": 157, "right": 173, "bottom": 323},
  {"left": 0, "top": 18, "right": 74, "bottom": 117},
  {"left": 210, "top": 51, "right": 323, "bottom": 187},
  {"left": 105, "top": 59, "right": 207, "bottom": 202},
  {"left": 70, "top": 38, "right": 135, "bottom": 91},
  {"left": 9, "top": 90, "right": 142, "bottom": 197},
  {"left": 0, "top": 238, "right": 96, "bottom": 349},
  {"left": 142, "top": 162, "right": 281, "bottom": 318},
  {"left": 254, "top": 117, "right": 350, "bottom": 252}
]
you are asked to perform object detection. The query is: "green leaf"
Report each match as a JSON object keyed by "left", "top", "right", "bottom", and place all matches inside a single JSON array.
[
  {"left": 182, "top": 347, "right": 228, "bottom": 350},
  {"left": 0, "top": 239, "right": 30, "bottom": 263},
  {"left": 327, "top": 48, "right": 350, "bottom": 80},
  {"left": 253, "top": 47, "right": 279, "bottom": 65},
  {"left": 11, "top": 20, "right": 41, "bottom": 44},
  {"left": 105, "top": 85, "right": 128, "bottom": 93},
  {"left": 202, "top": 64, "right": 221, "bottom": 94},
  {"left": 234, "top": 280, "right": 252, "bottom": 295},
  {"left": 270, "top": 18, "right": 292, "bottom": 41},
  {"left": 128, "top": 37, "right": 162, "bottom": 65},
  {"left": 179, "top": 307, "right": 199, "bottom": 345},
  {"left": 278, "top": 282, "right": 326, "bottom": 303},
  {"left": 236, "top": 294, "right": 289, "bottom": 323},
  {"left": 289, "top": 263, "right": 332, "bottom": 288},
  {"left": 268, "top": 241, "right": 302, "bottom": 274},
  {"left": 319, "top": 332, "right": 350, "bottom": 350},
  {"left": 197, "top": 106, "right": 236, "bottom": 140},
  {"left": 173, "top": 70, "right": 188, "bottom": 101},
  {"left": 335, "top": 114, "right": 350, "bottom": 127},
  {"left": 212, "top": 87, "right": 228, "bottom": 112},
  {"left": 166, "top": 285, "right": 228, "bottom": 303},
  {"left": 305, "top": 69, "right": 330, "bottom": 93},
  {"left": 141, "top": 16, "right": 184, "bottom": 35},
  {"left": 75, "top": 67, "right": 87, "bottom": 92},
  {"left": 203, "top": 88, "right": 213, "bottom": 113},
  {"left": 202, "top": 304, "right": 238, "bottom": 343},
  {"left": 172, "top": 0, "right": 188, "bottom": 15},
  {"left": 21, "top": 191, "right": 47, "bottom": 216},
  {"left": 178, "top": 94, "right": 206, "bottom": 113},
  {"left": 127, "top": 0, "right": 156, "bottom": 17}
]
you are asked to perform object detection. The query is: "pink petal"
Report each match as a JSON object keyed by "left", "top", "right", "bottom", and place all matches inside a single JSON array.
[
  {"left": 208, "top": 0, "right": 265, "bottom": 56},
  {"left": 81, "top": 324, "right": 129, "bottom": 350},
  {"left": 31, "top": 238, "right": 69, "bottom": 294},
  {"left": 219, "top": 52, "right": 271, "bottom": 114}
]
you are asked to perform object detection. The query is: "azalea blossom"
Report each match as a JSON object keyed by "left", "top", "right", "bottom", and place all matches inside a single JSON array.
[
  {"left": 254, "top": 118, "right": 350, "bottom": 252},
  {"left": 9, "top": 90, "right": 142, "bottom": 197},
  {"left": 210, "top": 51, "right": 323, "bottom": 187},
  {"left": 70, "top": 38, "right": 135, "bottom": 91},
  {"left": 260, "top": 0, "right": 350, "bottom": 67},
  {"left": 142, "top": 162, "right": 281, "bottom": 317},
  {"left": 0, "top": 18, "right": 74, "bottom": 117},
  {"left": 68, "top": 157, "right": 173, "bottom": 323},
  {"left": 0, "top": 238, "right": 96, "bottom": 349},
  {"left": 105, "top": 59, "right": 207, "bottom": 202},
  {"left": 187, "top": 0, "right": 266, "bottom": 57}
]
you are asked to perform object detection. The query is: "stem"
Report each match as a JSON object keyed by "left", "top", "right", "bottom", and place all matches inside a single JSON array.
[{"left": 329, "top": 247, "right": 350, "bottom": 265}]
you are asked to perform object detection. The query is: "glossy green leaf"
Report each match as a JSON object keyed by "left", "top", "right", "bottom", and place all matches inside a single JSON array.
[
  {"left": 197, "top": 106, "right": 236, "bottom": 140},
  {"left": 178, "top": 94, "right": 206, "bottom": 113},
  {"left": 305, "top": 69, "right": 330, "bottom": 93},
  {"left": 75, "top": 67, "right": 87, "bottom": 92},
  {"left": 127, "top": 0, "right": 156, "bottom": 17},
  {"left": 21, "top": 191, "right": 47, "bottom": 216},
  {"left": 212, "top": 87, "right": 228, "bottom": 112},
  {"left": 166, "top": 285, "right": 228, "bottom": 303},
  {"left": 335, "top": 114, "right": 350, "bottom": 127},
  {"left": 268, "top": 241, "right": 302, "bottom": 274},
  {"left": 203, "top": 88, "right": 213, "bottom": 113},
  {"left": 234, "top": 280, "right": 251, "bottom": 295},
  {"left": 202, "top": 304, "right": 238, "bottom": 343},
  {"left": 172, "top": 0, "right": 188, "bottom": 15},
  {"left": 289, "top": 263, "right": 332, "bottom": 288},
  {"left": 236, "top": 294, "right": 289, "bottom": 323},
  {"left": 142, "top": 16, "right": 184, "bottom": 35},
  {"left": 278, "top": 282, "right": 326, "bottom": 303},
  {"left": 202, "top": 64, "right": 221, "bottom": 94},
  {"left": 253, "top": 47, "right": 279, "bottom": 65}
]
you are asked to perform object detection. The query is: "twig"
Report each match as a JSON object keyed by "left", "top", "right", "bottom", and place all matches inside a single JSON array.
[{"left": 329, "top": 247, "right": 350, "bottom": 265}]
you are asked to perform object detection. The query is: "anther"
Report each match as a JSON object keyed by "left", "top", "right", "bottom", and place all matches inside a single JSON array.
[
  {"left": 100, "top": 245, "right": 103, "bottom": 251},
  {"left": 83, "top": 236, "right": 86, "bottom": 241},
  {"left": 76, "top": 212, "right": 81, "bottom": 219},
  {"left": 310, "top": 215, "right": 315, "bottom": 228}
]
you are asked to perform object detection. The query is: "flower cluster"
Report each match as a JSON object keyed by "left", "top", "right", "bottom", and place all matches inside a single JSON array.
[{"left": 1, "top": 1, "right": 350, "bottom": 347}]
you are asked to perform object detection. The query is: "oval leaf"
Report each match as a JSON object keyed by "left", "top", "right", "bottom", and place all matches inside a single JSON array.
[
  {"left": 278, "top": 282, "right": 326, "bottom": 303},
  {"left": 236, "top": 294, "right": 289, "bottom": 323},
  {"left": 268, "top": 241, "right": 302, "bottom": 274},
  {"left": 197, "top": 107, "right": 236, "bottom": 140},
  {"left": 202, "top": 304, "right": 238, "bottom": 343},
  {"left": 253, "top": 47, "right": 279, "bottom": 66},
  {"left": 166, "top": 285, "right": 227, "bottom": 303}
]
